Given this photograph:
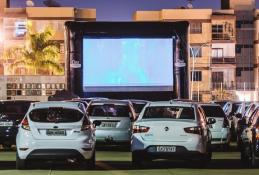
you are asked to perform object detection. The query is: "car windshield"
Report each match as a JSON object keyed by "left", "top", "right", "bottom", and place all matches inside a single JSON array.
[
  {"left": 88, "top": 104, "right": 130, "bottom": 117},
  {"left": 142, "top": 106, "right": 195, "bottom": 120},
  {"left": 201, "top": 105, "right": 226, "bottom": 118},
  {"left": 29, "top": 108, "right": 84, "bottom": 123}
]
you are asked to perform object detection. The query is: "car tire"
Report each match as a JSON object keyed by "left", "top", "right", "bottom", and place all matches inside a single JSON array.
[
  {"left": 83, "top": 150, "right": 96, "bottom": 170},
  {"left": 132, "top": 151, "right": 142, "bottom": 167},
  {"left": 16, "top": 153, "right": 27, "bottom": 170}
]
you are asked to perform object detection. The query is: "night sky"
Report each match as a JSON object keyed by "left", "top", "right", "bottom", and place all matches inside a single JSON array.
[{"left": 10, "top": 0, "right": 259, "bottom": 21}]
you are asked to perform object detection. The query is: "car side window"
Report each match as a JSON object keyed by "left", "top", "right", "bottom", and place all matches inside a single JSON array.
[
  {"left": 248, "top": 109, "right": 259, "bottom": 126},
  {"left": 251, "top": 109, "right": 259, "bottom": 126},
  {"left": 197, "top": 107, "right": 206, "bottom": 123}
]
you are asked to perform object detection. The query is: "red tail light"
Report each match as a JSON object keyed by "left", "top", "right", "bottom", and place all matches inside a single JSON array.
[
  {"left": 184, "top": 126, "right": 203, "bottom": 135},
  {"left": 21, "top": 117, "right": 30, "bottom": 131},
  {"left": 133, "top": 125, "right": 150, "bottom": 133}
]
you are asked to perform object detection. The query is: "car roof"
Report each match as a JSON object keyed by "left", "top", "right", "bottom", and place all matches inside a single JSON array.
[
  {"left": 124, "top": 99, "right": 150, "bottom": 104},
  {"left": 0, "top": 100, "right": 36, "bottom": 104},
  {"left": 199, "top": 103, "right": 221, "bottom": 107},
  {"left": 147, "top": 101, "right": 196, "bottom": 107},
  {"left": 90, "top": 99, "right": 130, "bottom": 105}
]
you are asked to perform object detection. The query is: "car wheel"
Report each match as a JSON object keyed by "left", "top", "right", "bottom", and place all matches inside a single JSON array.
[
  {"left": 132, "top": 151, "right": 142, "bottom": 167},
  {"left": 84, "top": 150, "right": 96, "bottom": 169},
  {"left": 16, "top": 152, "right": 27, "bottom": 170}
]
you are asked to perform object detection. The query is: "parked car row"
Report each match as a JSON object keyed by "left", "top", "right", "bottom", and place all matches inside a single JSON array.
[{"left": 0, "top": 98, "right": 258, "bottom": 169}]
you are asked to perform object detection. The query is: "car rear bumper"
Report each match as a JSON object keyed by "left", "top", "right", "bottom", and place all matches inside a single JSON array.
[
  {"left": 131, "top": 134, "right": 206, "bottom": 154},
  {"left": 95, "top": 129, "right": 131, "bottom": 143},
  {"left": 211, "top": 129, "right": 230, "bottom": 145},
  {"left": 26, "top": 149, "right": 86, "bottom": 160},
  {"left": 133, "top": 146, "right": 206, "bottom": 160}
]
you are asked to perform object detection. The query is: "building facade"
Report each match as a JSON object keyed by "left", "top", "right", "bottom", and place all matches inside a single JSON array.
[
  {"left": 134, "top": 0, "right": 258, "bottom": 102},
  {"left": 0, "top": 0, "right": 96, "bottom": 101}
]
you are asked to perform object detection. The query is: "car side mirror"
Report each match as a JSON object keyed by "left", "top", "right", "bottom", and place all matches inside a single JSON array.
[
  {"left": 207, "top": 118, "right": 216, "bottom": 125},
  {"left": 236, "top": 113, "right": 242, "bottom": 119},
  {"left": 93, "top": 120, "right": 102, "bottom": 127},
  {"left": 238, "top": 118, "right": 246, "bottom": 126}
]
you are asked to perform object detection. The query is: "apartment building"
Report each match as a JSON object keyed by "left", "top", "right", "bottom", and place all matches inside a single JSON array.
[
  {"left": 0, "top": 0, "right": 96, "bottom": 101},
  {"left": 134, "top": 0, "right": 258, "bottom": 102}
]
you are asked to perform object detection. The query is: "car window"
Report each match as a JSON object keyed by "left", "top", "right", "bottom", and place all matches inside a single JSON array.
[
  {"left": 0, "top": 103, "right": 31, "bottom": 115},
  {"left": 201, "top": 105, "right": 226, "bottom": 118},
  {"left": 29, "top": 108, "right": 84, "bottom": 123},
  {"left": 88, "top": 104, "right": 131, "bottom": 117},
  {"left": 143, "top": 106, "right": 195, "bottom": 120},
  {"left": 132, "top": 103, "right": 146, "bottom": 114},
  {"left": 251, "top": 109, "right": 259, "bottom": 126}
]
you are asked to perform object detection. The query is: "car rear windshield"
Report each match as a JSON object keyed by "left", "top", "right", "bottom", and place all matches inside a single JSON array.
[
  {"left": 0, "top": 103, "right": 31, "bottom": 115},
  {"left": 88, "top": 104, "right": 131, "bottom": 117},
  {"left": 201, "top": 105, "right": 226, "bottom": 118},
  {"left": 142, "top": 106, "right": 195, "bottom": 120},
  {"left": 29, "top": 108, "right": 84, "bottom": 123}
]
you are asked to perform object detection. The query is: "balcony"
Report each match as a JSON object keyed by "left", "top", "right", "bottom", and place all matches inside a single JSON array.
[
  {"left": 212, "top": 82, "right": 255, "bottom": 91},
  {"left": 212, "top": 33, "right": 235, "bottom": 41},
  {"left": 211, "top": 57, "right": 236, "bottom": 64}
]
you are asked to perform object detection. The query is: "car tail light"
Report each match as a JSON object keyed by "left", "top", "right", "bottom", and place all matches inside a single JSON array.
[
  {"left": 184, "top": 126, "right": 203, "bottom": 135},
  {"left": 81, "top": 119, "right": 92, "bottom": 131},
  {"left": 256, "top": 127, "right": 259, "bottom": 140},
  {"left": 21, "top": 117, "right": 30, "bottom": 131},
  {"left": 223, "top": 117, "right": 229, "bottom": 128},
  {"left": 133, "top": 125, "right": 150, "bottom": 133}
]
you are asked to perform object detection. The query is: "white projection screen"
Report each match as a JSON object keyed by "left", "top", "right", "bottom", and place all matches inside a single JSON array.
[{"left": 83, "top": 38, "right": 174, "bottom": 92}]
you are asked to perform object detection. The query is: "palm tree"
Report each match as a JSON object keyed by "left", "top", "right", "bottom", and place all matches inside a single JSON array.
[{"left": 4, "top": 26, "right": 64, "bottom": 75}]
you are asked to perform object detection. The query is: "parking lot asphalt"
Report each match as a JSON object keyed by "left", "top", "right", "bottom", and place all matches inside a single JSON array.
[{"left": 0, "top": 146, "right": 258, "bottom": 175}]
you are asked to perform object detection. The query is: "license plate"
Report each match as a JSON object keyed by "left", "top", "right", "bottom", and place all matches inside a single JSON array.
[
  {"left": 0, "top": 121, "right": 13, "bottom": 127},
  {"left": 100, "top": 122, "right": 117, "bottom": 128},
  {"left": 156, "top": 146, "right": 176, "bottom": 152},
  {"left": 46, "top": 129, "right": 66, "bottom": 136}
]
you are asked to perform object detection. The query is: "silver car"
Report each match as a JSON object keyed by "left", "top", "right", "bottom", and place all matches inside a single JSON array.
[{"left": 87, "top": 100, "right": 136, "bottom": 145}]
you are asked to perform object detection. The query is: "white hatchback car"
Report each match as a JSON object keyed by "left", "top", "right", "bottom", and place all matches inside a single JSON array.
[
  {"left": 131, "top": 101, "right": 215, "bottom": 166},
  {"left": 16, "top": 101, "right": 99, "bottom": 169},
  {"left": 200, "top": 103, "right": 231, "bottom": 148}
]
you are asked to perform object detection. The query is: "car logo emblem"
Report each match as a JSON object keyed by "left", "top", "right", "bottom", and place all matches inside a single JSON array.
[{"left": 165, "top": 127, "right": 169, "bottom": 131}]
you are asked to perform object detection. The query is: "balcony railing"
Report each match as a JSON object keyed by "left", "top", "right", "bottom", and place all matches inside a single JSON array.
[
  {"left": 212, "top": 82, "right": 255, "bottom": 91},
  {"left": 212, "top": 33, "right": 234, "bottom": 41},
  {"left": 211, "top": 57, "right": 236, "bottom": 64}
]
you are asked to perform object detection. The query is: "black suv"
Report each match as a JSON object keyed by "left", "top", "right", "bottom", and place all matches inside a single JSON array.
[{"left": 0, "top": 100, "right": 34, "bottom": 149}]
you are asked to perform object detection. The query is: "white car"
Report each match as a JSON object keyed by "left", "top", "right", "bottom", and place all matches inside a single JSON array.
[
  {"left": 131, "top": 101, "right": 215, "bottom": 166},
  {"left": 16, "top": 101, "right": 100, "bottom": 169},
  {"left": 87, "top": 99, "right": 136, "bottom": 145},
  {"left": 200, "top": 103, "right": 231, "bottom": 148}
]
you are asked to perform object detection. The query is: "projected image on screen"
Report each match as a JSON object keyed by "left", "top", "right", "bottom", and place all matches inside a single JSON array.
[{"left": 83, "top": 38, "right": 173, "bottom": 92}]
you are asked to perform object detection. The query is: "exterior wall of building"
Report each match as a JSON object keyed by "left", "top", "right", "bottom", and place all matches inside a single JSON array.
[
  {"left": 134, "top": 9, "right": 237, "bottom": 102},
  {"left": 0, "top": 2, "right": 96, "bottom": 101}
]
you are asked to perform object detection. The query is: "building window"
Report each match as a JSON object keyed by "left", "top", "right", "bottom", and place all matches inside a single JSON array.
[
  {"left": 212, "top": 24, "right": 223, "bottom": 40},
  {"left": 190, "top": 23, "right": 202, "bottom": 34},
  {"left": 190, "top": 71, "right": 202, "bottom": 81},
  {"left": 190, "top": 46, "right": 202, "bottom": 57},
  {"left": 236, "top": 44, "right": 242, "bottom": 54},
  {"left": 212, "top": 48, "right": 223, "bottom": 58},
  {"left": 192, "top": 92, "right": 202, "bottom": 101}
]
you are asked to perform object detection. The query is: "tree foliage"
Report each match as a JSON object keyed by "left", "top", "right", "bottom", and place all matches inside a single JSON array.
[{"left": 4, "top": 26, "right": 64, "bottom": 75}]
